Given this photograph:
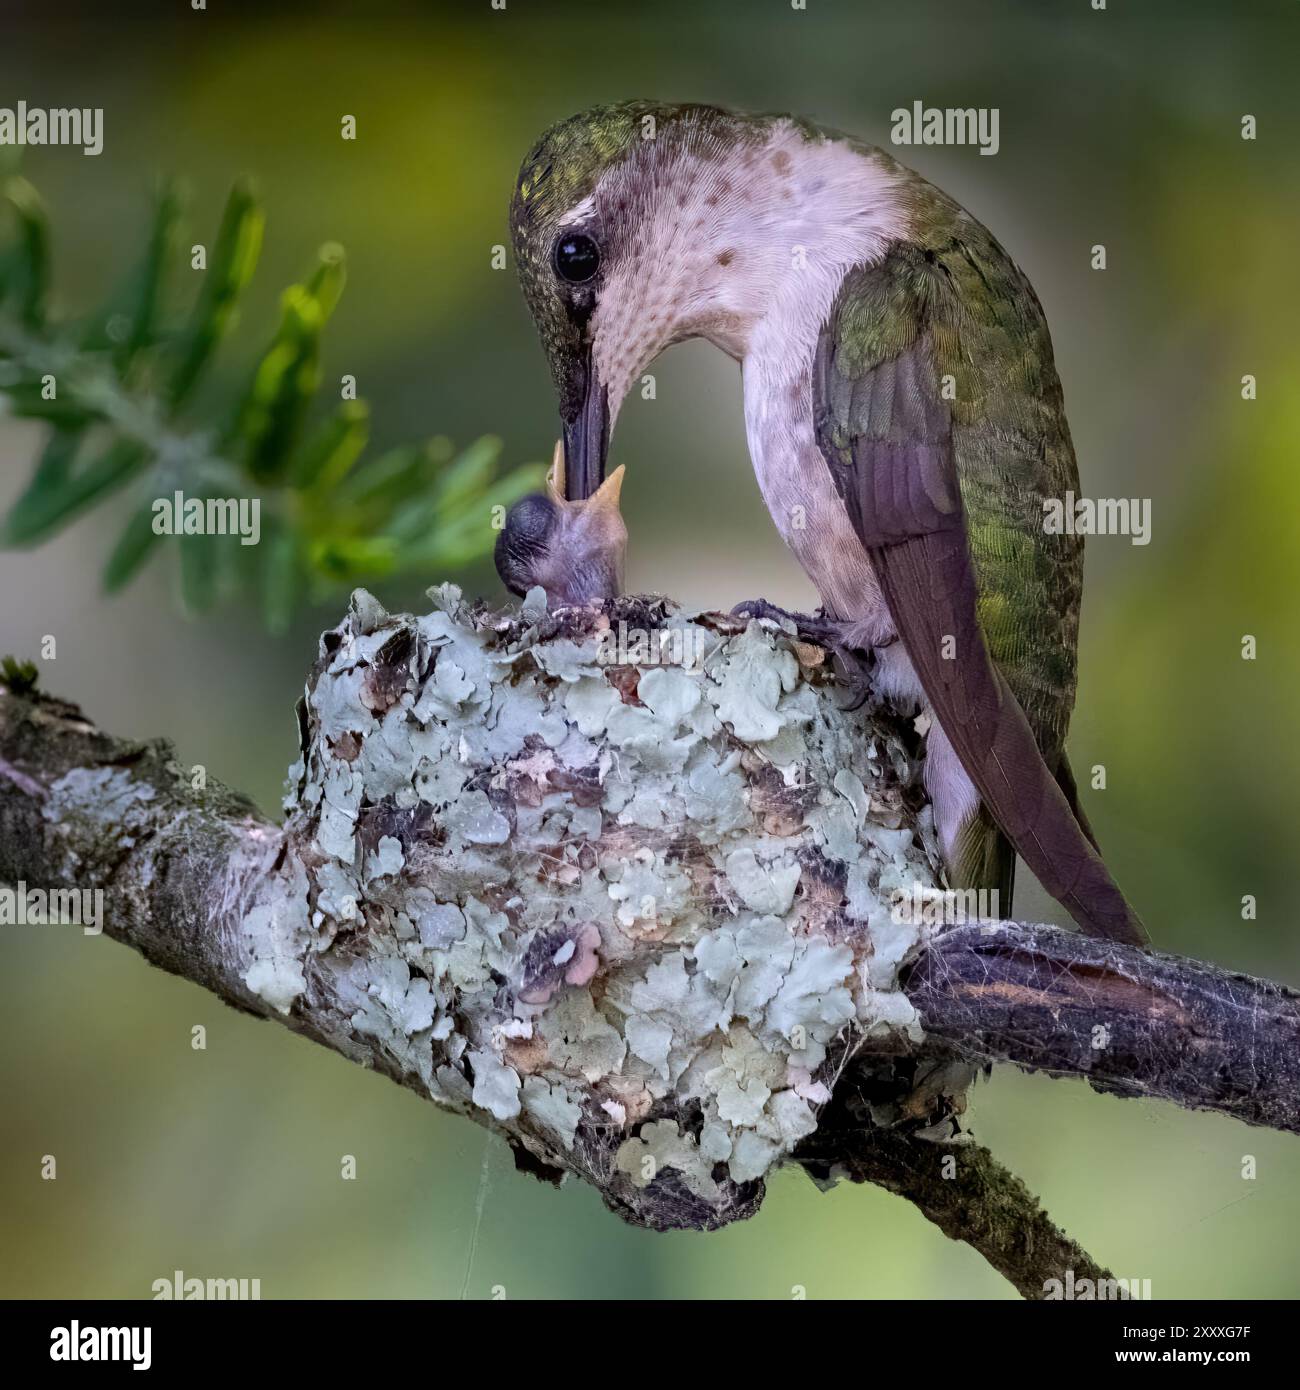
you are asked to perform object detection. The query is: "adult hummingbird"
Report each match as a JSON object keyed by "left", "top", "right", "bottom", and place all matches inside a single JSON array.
[{"left": 507, "top": 101, "right": 1146, "bottom": 946}]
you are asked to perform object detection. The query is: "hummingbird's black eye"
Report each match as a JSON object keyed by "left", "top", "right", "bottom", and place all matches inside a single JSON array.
[{"left": 554, "top": 233, "right": 600, "bottom": 284}]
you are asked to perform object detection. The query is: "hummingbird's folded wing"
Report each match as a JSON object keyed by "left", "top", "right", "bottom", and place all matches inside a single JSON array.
[{"left": 812, "top": 249, "right": 1146, "bottom": 945}]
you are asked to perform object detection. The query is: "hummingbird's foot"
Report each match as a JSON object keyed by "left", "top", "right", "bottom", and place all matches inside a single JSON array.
[
  {"left": 829, "top": 645, "right": 875, "bottom": 711},
  {"left": 729, "top": 598, "right": 841, "bottom": 648},
  {"left": 731, "top": 599, "right": 874, "bottom": 709}
]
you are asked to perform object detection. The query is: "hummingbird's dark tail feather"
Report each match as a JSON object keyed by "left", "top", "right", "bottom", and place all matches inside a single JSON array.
[
  {"left": 1054, "top": 753, "right": 1102, "bottom": 854},
  {"left": 871, "top": 529, "right": 1149, "bottom": 947}
]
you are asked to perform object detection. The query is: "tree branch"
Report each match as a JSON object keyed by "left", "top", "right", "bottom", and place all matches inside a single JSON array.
[
  {"left": 905, "top": 922, "right": 1300, "bottom": 1135},
  {"left": 0, "top": 683, "right": 285, "bottom": 1018}
]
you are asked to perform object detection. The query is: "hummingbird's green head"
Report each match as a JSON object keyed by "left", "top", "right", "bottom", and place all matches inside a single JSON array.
[{"left": 510, "top": 101, "right": 779, "bottom": 499}]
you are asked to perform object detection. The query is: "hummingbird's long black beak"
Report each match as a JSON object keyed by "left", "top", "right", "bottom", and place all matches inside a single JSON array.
[{"left": 562, "top": 352, "right": 610, "bottom": 502}]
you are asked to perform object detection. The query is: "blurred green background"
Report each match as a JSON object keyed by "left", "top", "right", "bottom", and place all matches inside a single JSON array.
[{"left": 2, "top": 0, "right": 1298, "bottom": 1299}]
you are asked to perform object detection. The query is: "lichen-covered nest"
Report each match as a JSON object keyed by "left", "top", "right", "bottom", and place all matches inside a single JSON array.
[{"left": 245, "top": 585, "right": 962, "bottom": 1229}]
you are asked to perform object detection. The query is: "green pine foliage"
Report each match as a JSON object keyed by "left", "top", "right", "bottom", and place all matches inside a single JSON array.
[
  {"left": 0, "top": 654, "right": 39, "bottom": 693},
  {"left": 0, "top": 174, "right": 543, "bottom": 630}
]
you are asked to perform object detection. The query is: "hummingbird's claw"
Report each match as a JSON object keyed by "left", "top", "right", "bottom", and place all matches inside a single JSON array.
[
  {"left": 731, "top": 598, "right": 873, "bottom": 708},
  {"left": 730, "top": 597, "right": 840, "bottom": 648},
  {"left": 829, "top": 645, "right": 874, "bottom": 711}
]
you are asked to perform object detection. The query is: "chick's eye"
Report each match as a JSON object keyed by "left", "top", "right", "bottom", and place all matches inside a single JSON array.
[{"left": 554, "top": 233, "right": 600, "bottom": 284}]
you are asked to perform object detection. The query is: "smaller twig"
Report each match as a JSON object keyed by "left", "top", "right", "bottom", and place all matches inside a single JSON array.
[
  {"left": 837, "top": 1129, "right": 1120, "bottom": 1299},
  {"left": 797, "top": 1056, "right": 1121, "bottom": 1299}
]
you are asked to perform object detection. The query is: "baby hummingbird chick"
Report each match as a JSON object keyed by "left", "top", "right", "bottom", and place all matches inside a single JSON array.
[{"left": 495, "top": 442, "right": 627, "bottom": 606}]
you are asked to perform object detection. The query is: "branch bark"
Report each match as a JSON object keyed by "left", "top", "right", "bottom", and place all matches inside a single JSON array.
[
  {"left": 905, "top": 922, "right": 1300, "bottom": 1135},
  {"left": 0, "top": 685, "right": 286, "bottom": 1020},
  {"left": 2, "top": 600, "right": 1295, "bottom": 1299}
]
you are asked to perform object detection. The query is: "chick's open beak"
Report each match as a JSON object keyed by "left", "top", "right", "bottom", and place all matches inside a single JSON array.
[
  {"left": 495, "top": 442, "right": 627, "bottom": 606},
  {"left": 547, "top": 440, "right": 625, "bottom": 521}
]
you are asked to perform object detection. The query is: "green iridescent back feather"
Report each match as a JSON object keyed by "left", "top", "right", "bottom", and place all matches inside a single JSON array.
[{"left": 828, "top": 173, "right": 1083, "bottom": 764}]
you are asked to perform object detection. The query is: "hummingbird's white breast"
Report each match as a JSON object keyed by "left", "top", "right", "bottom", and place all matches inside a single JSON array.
[
  {"left": 584, "top": 121, "right": 915, "bottom": 664},
  {"left": 728, "top": 127, "right": 907, "bottom": 640}
]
